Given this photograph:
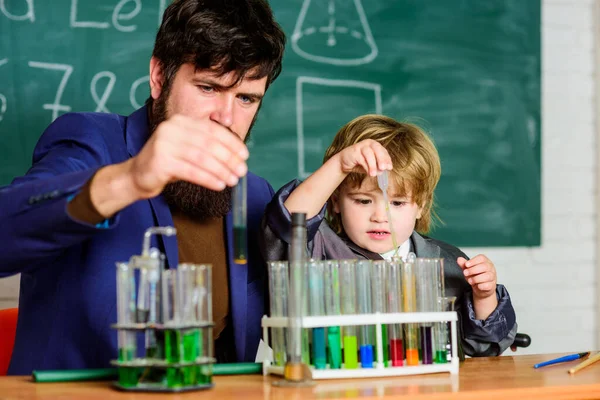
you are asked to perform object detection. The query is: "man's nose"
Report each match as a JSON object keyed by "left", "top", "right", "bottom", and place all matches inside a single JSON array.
[{"left": 209, "top": 94, "right": 234, "bottom": 129}]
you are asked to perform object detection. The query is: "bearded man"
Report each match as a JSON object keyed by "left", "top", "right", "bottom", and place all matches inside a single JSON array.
[{"left": 0, "top": 0, "right": 286, "bottom": 374}]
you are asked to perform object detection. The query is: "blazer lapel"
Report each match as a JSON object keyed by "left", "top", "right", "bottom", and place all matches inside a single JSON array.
[
  {"left": 225, "top": 211, "right": 247, "bottom": 361},
  {"left": 410, "top": 231, "right": 441, "bottom": 259}
]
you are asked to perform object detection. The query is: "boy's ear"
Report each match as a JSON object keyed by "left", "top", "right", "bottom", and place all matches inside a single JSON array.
[
  {"left": 332, "top": 194, "right": 341, "bottom": 213},
  {"left": 416, "top": 204, "right": 424, "bottom": 219}
]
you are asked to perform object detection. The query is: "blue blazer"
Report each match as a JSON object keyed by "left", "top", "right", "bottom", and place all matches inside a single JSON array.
[{"left": 0, "top": 107, "right": 274, "bottom": 374}]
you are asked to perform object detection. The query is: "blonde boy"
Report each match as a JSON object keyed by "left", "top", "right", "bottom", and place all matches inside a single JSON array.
[{"left": 261, "top": 114, "right": 517, "bottom": 356}]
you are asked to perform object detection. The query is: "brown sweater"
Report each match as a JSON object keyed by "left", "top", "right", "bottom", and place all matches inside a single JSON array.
[{"left": 170, "top": 209, "right": 229, "bottom": 340}]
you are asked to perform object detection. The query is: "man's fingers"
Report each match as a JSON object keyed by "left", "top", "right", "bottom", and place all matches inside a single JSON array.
[{"left": 166, "top": 158, "right": 228, "bottom": 191}]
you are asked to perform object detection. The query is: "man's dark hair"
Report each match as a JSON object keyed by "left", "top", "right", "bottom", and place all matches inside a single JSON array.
[{"left": 152, "top": 0, "right": 286, "bottom": 91}]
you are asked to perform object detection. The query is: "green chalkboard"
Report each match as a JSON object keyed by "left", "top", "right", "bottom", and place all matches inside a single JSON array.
[{"left": 0, "top": 0, "right": 540, "bottom": 246}]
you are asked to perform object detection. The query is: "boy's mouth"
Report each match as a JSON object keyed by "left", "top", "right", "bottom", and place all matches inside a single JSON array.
[{"left": 367, "top": 230, "right": 390, "bottom": 240}]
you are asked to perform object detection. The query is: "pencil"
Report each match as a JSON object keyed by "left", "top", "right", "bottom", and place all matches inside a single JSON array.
[{"left": 568, "top": 352, "right": 600, "bottom": 374}]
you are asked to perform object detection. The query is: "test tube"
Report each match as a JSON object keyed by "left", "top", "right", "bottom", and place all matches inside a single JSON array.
[
  {"left": 438, "top": 296, "right": 456, "bottom": 363},
  {"left": 269, "top": 261, "right": 289, "bottom": 366},
  {"left": 403, "top": 253, "right": 419, "bottom": 366},
  {"left": 308, "top": 260, "right": 326, "bottom": 369},
  {"left": 285, "top": 213, "right": 310, "bottom": 381},
  {"left": 339, "top": 259, "right": 358, "bottom": 369},
  {"left": 355, "top": 260, "right": 374, "bottom": 368},
  {"left": 194, "top": 264, "right": 212, "bottom": 384},
  {"left": 371, "top": 260, "right": 388, "bottom": 367},
  {"left": 232, "top": 175, "right": 247, "bottom": 264},
  {"left": 323, "top": 260, "right": 342, "bottom": 369},
  {"left": 387, "top": 257, "right": 404, "bottom": 366},
  {"left": 116, "top": 262, "right": 137, "bottom": 362},
  {"left": 416, "top": 258, "right": 438, "bottom": 365},
  {"left": 430, "top": 258, "right": 447, "bottom": 364}
]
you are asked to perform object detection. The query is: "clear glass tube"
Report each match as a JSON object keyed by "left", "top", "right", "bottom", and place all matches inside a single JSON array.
[
  {"left": 116, "top": 262, "right": 136, "bottom": 361},
  {"left": 269, "top": 261, "right": 289, "bottom": 366}
]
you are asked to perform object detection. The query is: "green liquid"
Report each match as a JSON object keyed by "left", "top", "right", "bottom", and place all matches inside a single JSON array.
[
  {"left": 164, "top": 329, "right": 204, "bottom": 387},
  {"left": 302, "top": 329, "right": 311, "bottom": 365},
  {"left": 343, "top": 336, "right": 358, "bottom": 369},
  {"left": 435, "top": 350, "right": 448, "bottom": 364},
  {"left": 233, "top": 226, "right": 247, "bottom": 264},
  {"left": 327, "top": 327, "right": 342, "bottom": 369},
  {"left": 377, "top": 325, "right": 389, "bottom": 366},
  {"left": 117, "top": 348, "right": 138, "bottom": 387}
]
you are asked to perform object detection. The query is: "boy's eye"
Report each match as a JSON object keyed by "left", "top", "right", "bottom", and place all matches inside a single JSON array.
[
  {"left": 391, "top": 201, "right": 406, "bottom": 207},
  {"left": 353, "top": 198, "right": 371, "bottom": 205}
]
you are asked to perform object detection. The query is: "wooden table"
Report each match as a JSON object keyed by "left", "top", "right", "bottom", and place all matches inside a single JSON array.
[{"left": 2, "top": 354, "right": 600, "bottom": 400}]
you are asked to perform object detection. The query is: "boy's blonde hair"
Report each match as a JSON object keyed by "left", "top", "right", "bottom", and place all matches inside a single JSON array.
[{"left": 324, "top": 114, "right": 441, "bottom": 234}]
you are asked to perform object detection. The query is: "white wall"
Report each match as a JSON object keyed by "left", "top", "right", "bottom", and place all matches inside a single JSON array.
[
  {"left": 0, "top": 0, "right": 598, "bottom": 355},
  {"left": 463, "top": 0, "right": 598, "bottom": 355}
]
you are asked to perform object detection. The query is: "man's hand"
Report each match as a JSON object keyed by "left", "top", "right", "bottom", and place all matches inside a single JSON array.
[
  {"left": 128, "top": 114, "right": 249, "bottom": 198},
  {"left": 85, "top": 114, "right": 249, "bottom": 220}
]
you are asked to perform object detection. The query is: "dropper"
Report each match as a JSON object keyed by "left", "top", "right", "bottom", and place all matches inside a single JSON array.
[{"left": 377, "top": 170, "right": 399, "bottom": 257}]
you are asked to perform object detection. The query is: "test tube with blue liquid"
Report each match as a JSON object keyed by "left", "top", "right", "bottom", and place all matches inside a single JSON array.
[
  {"left": 356, "top": 260, "right": 374, "bottom": 368},
  {"left": 308, "top": 260, "right": 326, "bottom": 369},
  {"left": 268, "top": 261, "right": 288, "bottom": 366},
  {"left": 339, "top": 260, "right": 358, "bottom": 369},
  {"left": 323, "top": 260, "right": 342, "bottom": 369},
  {"left": 232, "top": 175, "right": 247, "bottom": 264}
]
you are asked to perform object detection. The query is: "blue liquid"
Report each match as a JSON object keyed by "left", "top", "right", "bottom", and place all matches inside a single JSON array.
[
  {"left": 359, "top": 345, "right": 374, "bottom": 368},
  {"left": 312, "top": 328, "right": 327, "bottom": 369}
]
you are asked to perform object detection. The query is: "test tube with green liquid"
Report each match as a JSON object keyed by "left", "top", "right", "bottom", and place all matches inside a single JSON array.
[
  {"left": 323, "top": 260, "right": 342, "bottom": 369},
  {"left": 371, "top": 260, "right": 389, "bottom": 367},
  {"left": 308, "top": 260, "right": 326, "bottom": 369},
  {"left": 116, "top": 262, "right": 138, "bottom": 387},
  {"left": 268, "top": 261, "right": 288, "bottom": 366},
  {"left": 403, "top": 253, "right": 419, "bottom": 366},
  {"left": 339, "top": 260, "right": 358, "bottom": 369},
  {"left": 232, "top": 175, "right": 247, "bottom": 265}
]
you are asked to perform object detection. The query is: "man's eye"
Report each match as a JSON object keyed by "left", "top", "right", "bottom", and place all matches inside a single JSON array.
[
  {"left": 198, "top": 85, "right": 214, "bottom": 93},
  {"left": 239, "top": 95, "right": 255, "bottom": 104}
]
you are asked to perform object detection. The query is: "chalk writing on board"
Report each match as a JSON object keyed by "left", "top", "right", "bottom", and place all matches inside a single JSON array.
[
  {"left": 0, "top": 0, "right": 35, "bottom": 22},
  {"left": 28, "top": 62, "right": 73, "bottom": 122},
  {"left": 91, "top": 71, "right": 116, "bottom": 113},
  {"left": 296, "top": 76, "right": 382, "bottom": 177},
  {"left": 292, "top": 0, "right": 377, "bottom": 66},
  {"left": 130, "top": 75, "right": 150, "bottom": 109}
]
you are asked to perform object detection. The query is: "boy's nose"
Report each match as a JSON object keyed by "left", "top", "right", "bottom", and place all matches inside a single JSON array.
[{"left": 371, "top": 206, "right": 388, "bottom": 223}]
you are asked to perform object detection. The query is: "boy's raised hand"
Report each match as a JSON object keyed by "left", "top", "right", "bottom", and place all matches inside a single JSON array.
[
  {"left": 338, "top": 139, "right": 392, "bottom": 176},
  {"left": 457, "top": 255, "right": 497, "bottom": 300}
]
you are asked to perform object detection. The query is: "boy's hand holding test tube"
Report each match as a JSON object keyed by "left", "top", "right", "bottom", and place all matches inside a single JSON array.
[{"left": 457, "top": 255, "right": 498, "bottom": 320}]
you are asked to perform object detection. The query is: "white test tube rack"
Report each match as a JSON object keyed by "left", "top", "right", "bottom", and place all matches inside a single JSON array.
[{"left": 261, "top": 311, "right": 459, "bottom": 379}]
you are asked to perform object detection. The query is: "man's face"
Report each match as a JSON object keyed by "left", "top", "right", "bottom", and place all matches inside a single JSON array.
[
  {"left": 150, "top": 60, "right": 268, "bottom": 220},
  {"left": 151, "top": 61, "right": 267, "bottom": 140}
]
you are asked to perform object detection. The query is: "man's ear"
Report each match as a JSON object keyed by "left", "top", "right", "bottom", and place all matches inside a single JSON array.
[{"left": 149, "top": 56, "right": 165, "bottom": 100}]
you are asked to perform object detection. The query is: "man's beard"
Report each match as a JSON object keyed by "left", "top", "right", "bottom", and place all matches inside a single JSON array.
[{"left": 149, "top": 88, "right": 237, "bottom": 221}]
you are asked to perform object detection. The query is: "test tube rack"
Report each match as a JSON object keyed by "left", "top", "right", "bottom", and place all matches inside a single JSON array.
[
  {"left": 261, "top": 311, "right": 459, "bottom": 379},
  {"left": 110, "top": 227, "right": 215, "bottom": 392}
]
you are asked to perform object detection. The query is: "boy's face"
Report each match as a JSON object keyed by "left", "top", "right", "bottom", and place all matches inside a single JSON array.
[{"left": 332, "top": 177, "right": 423, "bottom": 254}]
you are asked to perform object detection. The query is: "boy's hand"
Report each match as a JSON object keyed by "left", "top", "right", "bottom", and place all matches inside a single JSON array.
[
  {"left": 457, "top": 255, "right": 497, "bottom": 300},
  {"left": 338, "top": 139, "right": 392, "bottom": 176}
]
